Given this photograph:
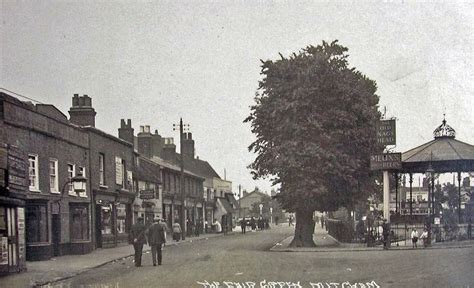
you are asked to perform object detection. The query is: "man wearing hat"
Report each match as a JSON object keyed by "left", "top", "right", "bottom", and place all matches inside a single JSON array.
[
  {"left": 130, "top": 217, "right": 147, "bottom": 267},
  {"left": 147, "top": 217, "right": 167, "bottom": 266}
]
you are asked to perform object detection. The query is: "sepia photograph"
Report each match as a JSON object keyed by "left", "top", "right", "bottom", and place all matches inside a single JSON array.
[{"left": 0, "top": 1, "right": 473, "bottom": 287}]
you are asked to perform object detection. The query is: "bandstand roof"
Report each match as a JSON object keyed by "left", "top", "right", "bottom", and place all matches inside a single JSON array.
[{"left": 401, "top": 119, "right": 474, "bottom": 173}]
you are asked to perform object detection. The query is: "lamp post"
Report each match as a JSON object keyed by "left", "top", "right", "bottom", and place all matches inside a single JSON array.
[
  {"left": 259, "top": 203, "right": 263, "bottom": 216},
  {"left": 270, "top": 207, "right": 273, "bottom": 224}
]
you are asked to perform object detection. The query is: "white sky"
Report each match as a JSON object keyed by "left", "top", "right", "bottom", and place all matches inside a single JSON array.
[{"left": 1, "top": 1, "right": 473, "bottom": 194}]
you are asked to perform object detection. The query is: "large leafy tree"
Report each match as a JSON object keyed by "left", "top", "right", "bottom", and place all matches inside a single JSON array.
[{"left": 245, "top": 41, "right": 382, "bottom": 247}]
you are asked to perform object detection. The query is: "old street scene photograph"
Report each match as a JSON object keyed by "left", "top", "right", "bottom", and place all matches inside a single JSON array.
[{"left": 1, "top": 1, "right": 473, "bottom": 288}]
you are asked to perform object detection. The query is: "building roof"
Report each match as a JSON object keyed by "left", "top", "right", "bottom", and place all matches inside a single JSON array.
[
  {"left": 166, "top": 153, "right": 221, "bottom": 180},
  {"left": 240, "top": 190, "right": 269, "bottom": 201},
  {"left": 82, "top": 126, "right": 134, "bottom": 147},
  {"left": 150, "top": 156, "right": 204, "bottom": 180},
  {"left": 137, "top": 156, "right": 161, "bottom": 184},
  {"left": 401, "top": 120, "right": 474, "bottom": 173}
]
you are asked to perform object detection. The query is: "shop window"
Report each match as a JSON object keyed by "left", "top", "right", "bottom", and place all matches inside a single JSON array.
[
  {"left": 116, "top": 204, "right": 127, "bottom": 234},
  {"left": 101, "top": 204, "right": 113, "bottom": 235},
  {"left": 70, "top": 205, "right": 89, "bottom": 241},
  {"left": 26, "top": 204, "right": 48, "bottom": 243},
  {"left": 28, "top": 154, "right": 39, "bottom": 191}
]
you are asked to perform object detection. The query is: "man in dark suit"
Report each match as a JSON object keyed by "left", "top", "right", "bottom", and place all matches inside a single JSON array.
[
  {"left": 130, "top": 217, "right": 147, "bottom": 267},
  {"left": 147, "top": 218, "right": 166, "bottom": 266}
]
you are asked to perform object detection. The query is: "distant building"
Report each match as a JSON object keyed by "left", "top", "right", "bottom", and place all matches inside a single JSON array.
[{"left": 238, "top": 190, "right": 269, "bottom": 218}]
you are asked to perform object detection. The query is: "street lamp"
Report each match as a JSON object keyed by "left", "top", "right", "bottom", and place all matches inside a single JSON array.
[{"left": 61, "top": 174, "right": 88, "bottom": 196}]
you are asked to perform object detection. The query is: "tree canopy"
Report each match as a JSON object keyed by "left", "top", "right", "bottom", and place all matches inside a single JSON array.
[{"left": 245, "top": 40, "right": 383, "bottom": 214}]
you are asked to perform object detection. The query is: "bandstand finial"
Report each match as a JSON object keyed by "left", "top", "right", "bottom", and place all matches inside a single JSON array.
[{"left": 433, "top": 116, "right": 455, "bottom": 139}]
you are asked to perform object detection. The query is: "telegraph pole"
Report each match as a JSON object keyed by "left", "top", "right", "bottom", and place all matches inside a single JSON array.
[{"left": 173, "top": 118, "right": 189, "bottom": 240}]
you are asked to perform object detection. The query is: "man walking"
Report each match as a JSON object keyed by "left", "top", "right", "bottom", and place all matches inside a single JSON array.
[
  {"left": 147, "top": 218, "right": 166, "bottom": 266},
  {"left": 130, "top": 217, "right": 147, "bottom": 267},
  {"left": 240, "top": 217, "right": 246, "bottom": 234}
]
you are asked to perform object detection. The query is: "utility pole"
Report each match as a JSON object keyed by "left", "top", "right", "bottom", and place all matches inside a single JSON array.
[{"left": 173, "top": 118, "right": 189, "bottom": 240}]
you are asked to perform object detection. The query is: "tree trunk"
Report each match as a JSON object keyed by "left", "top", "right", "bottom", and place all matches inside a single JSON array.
[{"left": 289, "top": 209, "right": 316, "bottom": 247}]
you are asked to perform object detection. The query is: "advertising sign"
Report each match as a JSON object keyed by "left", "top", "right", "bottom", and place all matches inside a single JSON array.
[
  {"left": 370, "top": 153, "right": 402, "bottom": 170},
  {"left": 0, "top": 237, "right": 7, "bottom": 265},
  {"left": 139, "top": 190, "right": 155, "bottom": 200},
  {"left": 7, "top": 146, "right": 28, "bottom": 194},
  {"left": 377, "top": 119, "right": 396, "bottom": 146}
]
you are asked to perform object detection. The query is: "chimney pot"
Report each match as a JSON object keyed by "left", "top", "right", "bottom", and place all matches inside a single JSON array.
[
  {"left": 145, "top": 125, "right": 150, "bottom": 133},
  {"left": 121, "top": 119, "right": 125, "bottom": 127},
  {"left": 127, "top": 119, "right": 131, "bottom": 126},
  {"left": 140, "top": 126, "right": 144, "bottom": 133}
]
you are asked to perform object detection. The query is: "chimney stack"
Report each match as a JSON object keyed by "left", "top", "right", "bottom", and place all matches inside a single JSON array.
[
  {"left": 68, "top": 94, "right": 97, "bottom": 127},
  {"left": 182, "top": 132, "right": 195, "bottom": 159},
  {"left": 161, "top": 137, "right": 176, "bottom": 161},
  {"left": 118, "top": 119, "right": 134, "bottom": 145}
]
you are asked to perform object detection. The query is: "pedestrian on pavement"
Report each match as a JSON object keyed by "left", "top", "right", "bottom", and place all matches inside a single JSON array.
[
  {"left": 250, "top": 217, "right": 256, "bottom": 231},
  {"left": 420, "top": 228, "right": 429, "bottom": 248},
  {"left": 240, "top": 217, "right": 246, "bottom": 234},
  {"left": 275, "top": 216, "right": 279, "bottom": 226},
  {"left": 289, "top": 215, "right": 294, "bottom": 227},
  {"left": 411, "top": 228, "right": 419, "bottom": 248},
  {"left": 129, "top": 217, "right": 147, "bottom": 267},
  {"left": 382, "top": 219, "right": 390, "bottom": 250},
  {"left": 213, "top": 219, "right": 222, "bottom": 233},
  {"left": 160, "top": 218, "right": 168, "bottom": 240},
  {"left": 195, "top": 219, "right": 201, "bottom": 237},
  {"left": 147, "top": 218, "right": 166, "bottom": 266},
  {"left": 172, "top": 220, "right": 182, "bottom": 241}
]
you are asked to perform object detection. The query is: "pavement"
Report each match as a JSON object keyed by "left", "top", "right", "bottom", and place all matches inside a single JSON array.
[
  {"left": 0, "top": 231, "right": 235, "bottom": 288},
  {"left": 271, "top": 225, "right": 474, "bottom": 252}
]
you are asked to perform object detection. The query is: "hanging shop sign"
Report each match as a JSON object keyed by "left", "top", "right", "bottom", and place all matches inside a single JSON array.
[
  {"left": 370, "top": 153, "right": 402, "bottom": 170},
  {"left": 7, "top": 146, "right": 28, "bottom": 194},
  {"left": 377, "top": 119, "right": 396, "bottom": 146},
  {"left": 139, "top": 190, "right": 155, "bottom": 200}
]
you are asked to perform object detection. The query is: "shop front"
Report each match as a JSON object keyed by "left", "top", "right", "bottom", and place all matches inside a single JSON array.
[
  {"left": 94, "top": 191, "right": 133, "bottom": 248},
  {"left": 0, "top": 144, "right": 27, "bottom": 274}
]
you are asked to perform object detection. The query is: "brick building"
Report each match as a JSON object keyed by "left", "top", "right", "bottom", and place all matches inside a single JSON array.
[
  {"left": 68, "top": 95, "right": 136, "bottom": 248},
  {"left": 1, "top": 92, "right": 92, "bottom": 261}
]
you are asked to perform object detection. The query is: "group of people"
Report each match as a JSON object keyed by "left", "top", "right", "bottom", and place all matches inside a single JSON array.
[
  {"left": 411, "top": 227, "right": 429, "bottom": 248},
  {"left": 239, "top": 216, "right": 270, "bottom": 234},
  {"left": 129, "top": 217, "right": 167, "bottom": 267}
]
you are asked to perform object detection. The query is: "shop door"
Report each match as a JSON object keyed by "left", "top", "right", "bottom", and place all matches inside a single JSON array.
[
  {"left": 95, "top": 205, "right": 102, "bottom": 248},
  {"left": 52, "top": 214, "right": 61, "bottom": 256}
]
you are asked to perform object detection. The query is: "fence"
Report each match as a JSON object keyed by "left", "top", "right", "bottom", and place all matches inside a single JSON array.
[{"left": 327, "top": 218, "right": 472, "bottom": 245}]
